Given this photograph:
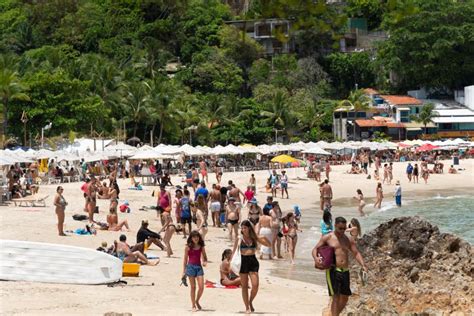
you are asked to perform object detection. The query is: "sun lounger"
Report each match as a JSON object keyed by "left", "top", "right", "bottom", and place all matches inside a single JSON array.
[{"left": 12, "top": 195, "right": 49, "bottom": 207}]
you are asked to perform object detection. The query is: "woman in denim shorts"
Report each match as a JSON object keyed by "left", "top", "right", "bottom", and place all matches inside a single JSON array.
[{"left": 182, "top": 231, "right": 207, "bottom": 312}]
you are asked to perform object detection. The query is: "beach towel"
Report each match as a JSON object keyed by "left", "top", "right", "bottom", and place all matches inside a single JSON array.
[{"left": 205, "top": 280, "right": 238, "bottom": 289}]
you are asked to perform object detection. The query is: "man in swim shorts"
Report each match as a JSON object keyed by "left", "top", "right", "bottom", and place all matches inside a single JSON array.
[
  {"left": 209, "top": 184, "right": 222, "bottom": 227},
  {"left": 312, "top": 217, "right": 367, "bottom": 316}
]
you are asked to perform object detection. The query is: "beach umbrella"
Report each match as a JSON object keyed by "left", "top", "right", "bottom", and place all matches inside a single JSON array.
[
  {"left": 129, "top": 149, "right": 175, "bottom": 160},
  {"left": 302, "top": 147, "right": 332, "bottom": 155},
  {"left": 398, "top": 142, "right": 412, "bottom": 148},
  {"left": 271, "top": 154, "right": 297, "bottom": 164},
  {"left": 416, "top": 144, "right": 439, "bottom": 152}
]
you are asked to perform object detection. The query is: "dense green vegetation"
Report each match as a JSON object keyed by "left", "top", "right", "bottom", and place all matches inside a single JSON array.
[{"left": 1, "top": 0, "right": 473, "bottom": 146}]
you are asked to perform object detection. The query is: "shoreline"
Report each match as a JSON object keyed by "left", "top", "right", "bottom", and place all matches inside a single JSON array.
[{"left": 0, "top": 158, "right": 473, "bottom": 314}]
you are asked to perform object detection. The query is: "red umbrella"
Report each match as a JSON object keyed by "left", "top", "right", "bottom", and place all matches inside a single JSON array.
[
  {"left": 468, "top": 148, "right": 474, "bottom": 155},
  {"left": 398, "top": 142, "right": 411, "bottom": 148},
  {"left": 416, "top": 144, "right": 439, "bottom": 152}
]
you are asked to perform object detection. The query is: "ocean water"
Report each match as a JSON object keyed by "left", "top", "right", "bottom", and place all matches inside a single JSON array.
[{"left": 268, "top": 190, "right": 474, "bottom": 285}]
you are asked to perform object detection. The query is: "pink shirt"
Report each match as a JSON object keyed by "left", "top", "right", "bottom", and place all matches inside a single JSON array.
[
  {"left": 244, "top": 190, "right": 254, "bottom": 202},
  {"left": 188, "top": 247, "right": 202, "bottom": 265}
]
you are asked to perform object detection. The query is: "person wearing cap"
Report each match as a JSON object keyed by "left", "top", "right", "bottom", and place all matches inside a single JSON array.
[
  {"left": 225, "top": 197, "right": 240, "bottom": 242},
  {"left": 247, "top": 198, "right": 261, "bottom": 226},
  {"left": 262, "top": 196, "right": 273, "bottom": 215}
]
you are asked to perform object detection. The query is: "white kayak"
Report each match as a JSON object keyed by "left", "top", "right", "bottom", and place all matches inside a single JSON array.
[{"left": 0, "top": 240, "right": 123, "bottom": 285}]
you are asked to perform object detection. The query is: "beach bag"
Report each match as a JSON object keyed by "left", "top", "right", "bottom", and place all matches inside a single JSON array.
[
  {"left": 230, "top": 246, "right": 241, "bottom": 275},
  {"left": 72, "top": 214, "right": 88, "bottom": 221},
  {"left": 316, "top": 246, "right": 335, "bottom": 270}
]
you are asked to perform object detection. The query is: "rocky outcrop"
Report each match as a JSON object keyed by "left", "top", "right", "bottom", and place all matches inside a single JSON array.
[{"left": 344, "top": 216, "right": 473, "bottom": 315}]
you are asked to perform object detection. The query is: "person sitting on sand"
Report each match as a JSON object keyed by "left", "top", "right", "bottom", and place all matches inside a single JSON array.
[
  {"left": 137, "top": 220, "right": 165, "bottom": 251},
  {"left": 220, "top": 249, "right": 241, "bottom": 286},
  {"left": 117, "top": 234, "right": 158, "bottom": 265},
  {"left": 107, "top": 205, "right": 129, "bottom": 231},
  {"left": 448, "top": 165, "right": 457, "bottom": 174}
]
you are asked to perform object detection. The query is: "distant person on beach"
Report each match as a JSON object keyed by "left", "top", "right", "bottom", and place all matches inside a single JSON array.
[
  {"left": 322, "top": 179, "right": 333, "bottom": 210},
  {"left": 159, "top": 211, "right": 176, "bottom": 257},
  {"left": 374, "top": 182, "right": 383, "bottom": 209},
  {"left": 247, "top": 198, "right": 261, "bottom": 226},
  {"left": 320, "top": 210, "right": 333, "bottom": 236},
  {"left": 182, "top": 231, "right": 207, "bottom": 312},
  {"left": 258, "top": 207, "right": 273, "bottom": 259},
  {"left": 413, "top": 164, "right": 419, "bottom": 183},
  {"left": 192, "top": 167, "right": 200, "bottom": 192},
  {"left": 388, "top": 162, "right": 393, "bottom": 184},
  {"left": 325, "top": 160, "right": 331, "bottom": 180},
  {"left": 117, "top": 234, "right": 158, "bottom": 265},
  {"left": 249, "top": 174, "right": 256, "bottom": 193},
  {"left": 394, "top": 180, "right": 402, "bottom": 207},
  {"left": 199, "top": 159, "right": 208, "bottom": 183},
  {"left": 270, "top": 201, "right": 283, "bottom": 259},
  {"left": 313, "top": 217, "right": 367, "bottom": 316},
  {"left": 107, "top": 205, "right": 129, "bottom": 231},
  {"left": 233, "top": 220, "right": 271, "bottom": 314},
  {"left": 136, "top": 220, "right": 165, "bottom": 251},
  {"left": 353, "top": 189, "right": 366, "bottom": 216},
  {"left": 406, "top": 163, "right": 413, "bottom": 182},
  {"left": 280, "top": 170, "right": 289, "bottom": 199},
  {"left": 180, "top": 189, "right": 193, "bottom": 238},
  {"left": 382, "top": 164, "right": 389, "bottom": 184},
  {"left": 346, "top": 218, "right": 362, "bottom": 240},
  {"left": 192, "top": 199, "right": 208, "bottom": 241},
  {"left": 448, "top": 165, "right": 457, "bottom": 174},
  {"left": 421, "top": 165, "right": 430, "bottom": 184},
  {"left": 226, "top": 197, "right": 241, "bottom": 242},
  {"left": 269, "top": 170, "right": 278, "bottom": 198},
  {"left": 157, "top": 183, "right": 172, "bottom": 225},
  {"left": 53, "top": 186, "right": 67, "bottom": 236},
  {"left": 209, "top": 184, "right": 222, "bottom": 227},
  {"left": 86, "top": 177, "right": 98, "bottom": 223},
  {"left": 220, "top": 249, "right": 241, "bottom": 286},
  {"left": 285, "top": 212, "right": 301, "bottom": 265}
]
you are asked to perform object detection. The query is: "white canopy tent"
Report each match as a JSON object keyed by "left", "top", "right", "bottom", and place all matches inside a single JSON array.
[{"left": 302, "top": 147, "right": 332, "bottom": 155}]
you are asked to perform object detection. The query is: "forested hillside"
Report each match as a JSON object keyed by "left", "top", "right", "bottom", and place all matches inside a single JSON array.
[{"left": 1, "top": 0, "right": 473, "bottom": 146}]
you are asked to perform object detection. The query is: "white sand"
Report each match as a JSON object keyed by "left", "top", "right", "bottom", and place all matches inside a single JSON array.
[{"left": 0, "top": 158, "right": 472, "bottom": 315}]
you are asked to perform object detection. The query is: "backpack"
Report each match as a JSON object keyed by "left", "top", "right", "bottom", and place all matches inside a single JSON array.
[{"left": 181, "top": 197, "right": 191, "bottom": 218}]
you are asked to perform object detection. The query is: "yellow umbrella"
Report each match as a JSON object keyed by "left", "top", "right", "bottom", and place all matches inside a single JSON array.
[{"left": 271, "top": 154, "right": 297, "bottom": 164}]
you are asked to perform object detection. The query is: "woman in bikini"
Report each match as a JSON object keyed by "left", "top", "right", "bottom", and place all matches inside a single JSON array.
[
  {"left": 160, "top": 210, "right": 176, "bottom": 257},
  {"left": 196, "top": 194, "right": 209, "bottom": 225},
  {"left": 258, "top": 207, "right": 273, "bottom": 260},
  {"left": 219, "top": 249, "right": 241, "bottom": 286},
  {"left": 226, "top": 197, "right": 240, "bottom": 242},
  {"left": 247, "top": 198, "right": 261, "bottom": 227},
  {"left": 191, "top": 201, "right": 208, "bottom": 241},
  {"left": 422, "top": 164, "right": 429, "bottom": 184},
  {"left": 413, "top": 163, "right": 419, "bottom": 183},
  {"left": 285, "top": 212, "right": 301, "bottom": 265},
  {"left": 53, "top": 186, "right": 67, "bottom": 236},
  {"left": 87, "top": 178, "right": 98, "bottom": 223},
  {"left": 233, "top": 220, "right": 271, "bottom": 314},
  {"left": 346, "top": 218, "right": 362, "bottom": 240},
  {"left": 374, "top": 182, "right": 383, "bottom": 209},
  {"left": 174, "top": 189, "right": 183, "bottom": 229},
  {"left": 353, "top": 189, "right": 366, "bottom": 216},
  {"left": 107, "top": 205, "right": 129, "bottom": 231}
]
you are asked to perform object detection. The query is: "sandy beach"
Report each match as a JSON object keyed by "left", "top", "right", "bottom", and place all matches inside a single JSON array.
[{"left": 0, "top": 158, "right": 473, "bottom": 315}]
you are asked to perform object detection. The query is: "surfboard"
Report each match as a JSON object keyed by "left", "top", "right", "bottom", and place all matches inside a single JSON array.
[{"left": 0, "top": 240, "right": 123, "bottom": 285}]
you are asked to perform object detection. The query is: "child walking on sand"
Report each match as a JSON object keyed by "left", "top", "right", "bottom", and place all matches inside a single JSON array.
[{"left": 182, "top": 231, "right": 208, "bottom": 312}]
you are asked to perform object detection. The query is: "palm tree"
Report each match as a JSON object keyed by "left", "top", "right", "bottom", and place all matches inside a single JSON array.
[
  {"left": 202, "top": 93, "right": 228, "bottom": 129},
  {"left": 260, "top": 90, "right": 294, "bottom": 140},
  {"left": 0, "top": 68, "right": 30, "bottom": 142},
  {"left": 120, "top": 81, "right": 150, "bottom": 137},
  {"left": 147, "top": 79, "right": 177, "bottom": 143},
  {"left": 414, "top": 103, "right": 438, "bottom": 135},
  {"left": 339, "top": 89, "right": 371, "bottom": 140}
]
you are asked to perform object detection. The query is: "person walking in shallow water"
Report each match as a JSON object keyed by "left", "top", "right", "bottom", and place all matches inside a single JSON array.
[{"left": 374, "top": 182, "right": 383, "bottom": 209}]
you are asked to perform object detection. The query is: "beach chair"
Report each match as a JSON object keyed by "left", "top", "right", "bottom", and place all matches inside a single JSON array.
[{"left": 12, "top": 195, "right": 49, "bottom": 207}]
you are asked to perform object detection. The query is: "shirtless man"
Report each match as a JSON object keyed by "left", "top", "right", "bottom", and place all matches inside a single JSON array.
[
  {"left": 225, "top": 197, "right": 240, "bottom": 242},
  {"left": 209, "top": 184, "right": 222, "bottom": 227},
  {"left": 199, "top": 159, "right": 208, "bottom": 183},
  {"left": 321, "top": 179, "right": 333, "bottom": 211},
  {"left": 325, "top": 160, "right": 331, "bottom": 180},
  {"left": 312, "top": 217, "right": 367, "bottom": 316},
  {"left": 228, "top": 183, "right": 245, "bottom": 206},
  {"left": 117, "top": 234, "right": 158, "bottom": 265}
]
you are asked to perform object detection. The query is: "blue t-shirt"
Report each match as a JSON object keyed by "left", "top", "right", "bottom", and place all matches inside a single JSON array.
[
  {"left": 181, "top": 197, "right": 191, "bottom": 219},
  {"left": 320, "top": 219, "right": 333, "bottom": 235},
  {"left": 406, "top": 165, "right": 413, "bottom": 174},
  {"left": 263, "top": 203, "right": 273, "bottom": 214},
  {"left": 195, "top": 187, "right": 209, "bottom": 201}
]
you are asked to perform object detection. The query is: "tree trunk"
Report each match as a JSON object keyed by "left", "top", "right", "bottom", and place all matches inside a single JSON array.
[
  {"left": 158, "top": 117, "right": 164, "bottom": 144},
  {"left": 133, "top": 121, "right": 138, "bottom": 137},
  {"left": 3, "top": 97, "right": 8, "bottom": 143}
]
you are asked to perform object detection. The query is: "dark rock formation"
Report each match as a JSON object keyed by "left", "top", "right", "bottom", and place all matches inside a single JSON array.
[{"left": 344, "top": 216, "right": 473, "bottom": 315}]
